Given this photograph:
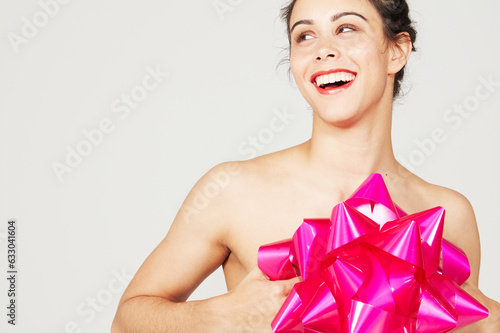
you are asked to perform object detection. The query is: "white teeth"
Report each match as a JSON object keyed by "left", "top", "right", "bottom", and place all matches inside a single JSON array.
[{"left": 315, "top": 72, "right": 356, "bottom": 87}]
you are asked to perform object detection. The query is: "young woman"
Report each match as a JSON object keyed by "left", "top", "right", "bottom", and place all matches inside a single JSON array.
[{"left": 112, "top": 0, "right": 500, "bottom": 331}]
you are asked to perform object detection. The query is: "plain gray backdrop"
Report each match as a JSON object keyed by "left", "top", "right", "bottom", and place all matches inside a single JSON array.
[{"left": 1, "top": 0, "right": 499, "bottom": 331}]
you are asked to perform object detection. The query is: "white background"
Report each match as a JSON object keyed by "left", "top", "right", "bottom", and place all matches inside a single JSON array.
[{"left": 1, "top": 0, "right": 499, "bottom": 332}]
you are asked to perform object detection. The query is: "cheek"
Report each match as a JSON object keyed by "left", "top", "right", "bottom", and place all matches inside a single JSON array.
[
  {"left": 290, "top": 52, "right": 308, "bottom": 82},
  {"left": 346, "top": 43, "right": 389, "bottom": 75},
  {"left": 344, "top": 37, "right": 375, "bottom": 58}
]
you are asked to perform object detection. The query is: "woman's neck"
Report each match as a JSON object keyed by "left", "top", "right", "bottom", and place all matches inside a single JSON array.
[{"left": 301, "top": 104, "right": 399, "bottom": 194}]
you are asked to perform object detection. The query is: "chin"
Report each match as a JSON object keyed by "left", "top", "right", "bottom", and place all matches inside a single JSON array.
[{"left": 311, "top": 100, "right": 364, "bottom": 126}]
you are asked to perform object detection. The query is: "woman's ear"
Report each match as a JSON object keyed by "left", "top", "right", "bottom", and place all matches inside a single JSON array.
[{"left": 388, "top": 32, "right": 413, "bottom": 74}]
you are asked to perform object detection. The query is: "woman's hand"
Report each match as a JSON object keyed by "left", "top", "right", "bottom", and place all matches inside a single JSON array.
[{"left": 222, "top": 266, "right": 301, "bottom": 333}]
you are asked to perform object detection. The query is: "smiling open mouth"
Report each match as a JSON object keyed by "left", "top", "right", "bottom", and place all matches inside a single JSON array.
[
  {"left": 315, "top": 72, "right": 355, "bottom": 89},
  {"left": 311, "top": 71, "right": 356, "bottom": 94}
]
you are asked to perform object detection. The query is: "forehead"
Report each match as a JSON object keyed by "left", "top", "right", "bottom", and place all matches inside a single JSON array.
[{"left": 290, "top": 0, "right": 380, "bottom": 25}]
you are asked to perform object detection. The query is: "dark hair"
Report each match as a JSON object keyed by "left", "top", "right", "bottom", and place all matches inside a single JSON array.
[{"left": 280, "top": 0, "right": 417, "bottom": 98}]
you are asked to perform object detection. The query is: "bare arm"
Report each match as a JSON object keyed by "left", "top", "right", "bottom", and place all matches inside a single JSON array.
[
  {"left": 439, "top": 191, "right": 500, "bottom": 332},
  {"left": 111, "top": 163, "right": 299, "bottom": 332}
]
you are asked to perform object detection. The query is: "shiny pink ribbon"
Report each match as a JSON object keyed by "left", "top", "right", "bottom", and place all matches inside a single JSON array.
[{"left": 258, "top": 174, "right": 488, "bottom": 333}]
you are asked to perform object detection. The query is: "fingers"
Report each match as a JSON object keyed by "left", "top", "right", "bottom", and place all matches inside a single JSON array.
[
  {"left": 247, "top": 266, "right": 270, "bottom": 280},
  {"left": 283, "top": 275, "right": 302, "bottom": 287},
  {"left": 247, "top": 266, "right": 301, "bottom": 297},
  {"left": 279, "top": 276, "right": 301, "bottom": 296},
  {"left": 248, "top": 265, "right": 302, "bottom": 281}
]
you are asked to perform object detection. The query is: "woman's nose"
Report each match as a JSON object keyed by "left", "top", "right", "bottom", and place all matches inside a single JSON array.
[
  {"left": 315, "top": 40, "right": 337, "bottom": 61},
  {"left": 316, "top": 52, "right": 335, "bottom": 61}
]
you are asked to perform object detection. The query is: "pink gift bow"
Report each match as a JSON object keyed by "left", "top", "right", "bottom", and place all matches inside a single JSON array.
[{"left": 258, "top": 174, "right": 488, "bottom": 333}]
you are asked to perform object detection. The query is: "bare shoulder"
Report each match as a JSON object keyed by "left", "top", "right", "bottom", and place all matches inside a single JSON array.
[
  {"left": 397, "top": 173, "right": 481, "bottom": 283},
  {"left": 180, "top": 144, "right": 302, "bottom": 225},
  {"left": 200, "top": 144, "right": 301, "bottom": 195},
  {"left": 403, "top": 174, "right": 476, "bottom": 228}
]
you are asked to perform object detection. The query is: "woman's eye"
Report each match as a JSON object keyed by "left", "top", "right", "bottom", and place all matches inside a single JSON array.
[
  {"left": 338, "top": 25, "right": 355, "bottom": 34},
  {"left": 296, "top": 33, "right": 313, "bottom": 42}
]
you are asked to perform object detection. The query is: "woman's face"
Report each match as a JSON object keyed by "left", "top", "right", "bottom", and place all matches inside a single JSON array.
[{"left": 289, "top": 0, "right": 399, "bottom": 127}]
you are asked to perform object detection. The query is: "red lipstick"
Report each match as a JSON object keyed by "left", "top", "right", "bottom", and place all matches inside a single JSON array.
[{"left": 310, "top": 69, "right": 357, "bottom": 96}]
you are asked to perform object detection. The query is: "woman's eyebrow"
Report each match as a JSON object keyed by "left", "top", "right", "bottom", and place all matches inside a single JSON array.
[
  {"left": 332, "top": 11, "right": 367, "bottom": 23},
  {"left": 290, "top": 12, "right": 368, "bottom": 34},
  {"left": 290, "top": 19, "right": 314, "bottom": 34}
]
